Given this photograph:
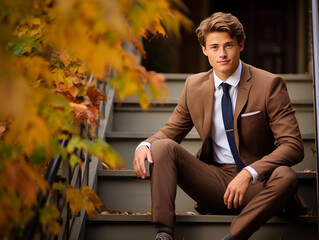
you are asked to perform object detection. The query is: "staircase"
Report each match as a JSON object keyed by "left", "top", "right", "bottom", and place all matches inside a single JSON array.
[{"left": 85, "top": 73, "right": 318, "bottom": 240}]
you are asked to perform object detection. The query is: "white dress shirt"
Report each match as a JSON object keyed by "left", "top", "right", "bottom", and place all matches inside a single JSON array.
[
  {"left": 136, "top": 60, "right": 258, "bottom": 183},
  {"left": 211, "top": 61, "right": 258, "bottom": 183}
]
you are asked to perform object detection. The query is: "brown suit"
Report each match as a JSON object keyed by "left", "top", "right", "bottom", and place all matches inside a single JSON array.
[{"left": 146, "top": 62, "right": 304, "bottom": 239}]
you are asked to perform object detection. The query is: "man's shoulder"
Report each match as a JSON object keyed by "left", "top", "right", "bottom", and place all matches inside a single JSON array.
[{"left": 186, "top": 69, "right": 214, "bottom": 85}]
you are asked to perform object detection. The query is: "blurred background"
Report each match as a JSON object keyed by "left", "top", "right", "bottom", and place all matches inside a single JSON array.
[{"left": 143, "top": 0, "right": 311, "bottom": 74}]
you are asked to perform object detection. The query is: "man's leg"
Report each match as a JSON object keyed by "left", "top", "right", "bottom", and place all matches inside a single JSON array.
[
  {"left": 150, "top": 139, "right": 237, "bottom": 228},
  {"left": 229, "top": 166, "right": 299, "bottom": 240}
]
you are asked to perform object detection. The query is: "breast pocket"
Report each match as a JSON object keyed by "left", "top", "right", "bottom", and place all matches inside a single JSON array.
[{"left": 239, "top": 110, "right": 265, "bottom": 147}]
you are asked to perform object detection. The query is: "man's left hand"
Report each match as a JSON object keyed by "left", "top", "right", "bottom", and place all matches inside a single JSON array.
[{"left": 224, "top": 169, "right": 252, "bottom": 209}]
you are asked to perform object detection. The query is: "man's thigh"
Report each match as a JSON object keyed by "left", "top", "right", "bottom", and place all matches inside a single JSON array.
[{"left": 151, "top": 139, "right": 239, "bottom": 213}]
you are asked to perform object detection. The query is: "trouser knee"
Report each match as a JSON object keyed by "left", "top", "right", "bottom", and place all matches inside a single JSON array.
[
  {"left": 151, "top": 139, "right": 180, "bottom": 163},
  {"left": 271, "top": 166, "right": 298, "bottom": 195}
]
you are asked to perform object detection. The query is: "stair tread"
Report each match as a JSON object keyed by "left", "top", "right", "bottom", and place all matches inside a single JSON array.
[
  {"left": 105, "top": 131, "right": 315, "bottom": 140},
  {"left": 90, "top": 213, "right": 317, "bottom": 224},
  {"left": 98, "top": 169, "right": 316, "bottom": 179},
  {"left": 113, "top": 101, "right": 314, "bottom": 111}
]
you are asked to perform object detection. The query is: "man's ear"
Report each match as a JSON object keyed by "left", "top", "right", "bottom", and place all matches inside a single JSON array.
[
  {"left": 202, "top": 45, "right": 208, "bottom": 56},
  {"left": 239, "top": 40, "right": 245, "bottom": 52}
]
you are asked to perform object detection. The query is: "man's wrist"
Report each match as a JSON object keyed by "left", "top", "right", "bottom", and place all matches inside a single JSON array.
[
  {"left": 243, "top": 166, "right": 258, "bottom": 183},
  {"left": 135, "top": 141, "right": 151, "bottom": 153}
]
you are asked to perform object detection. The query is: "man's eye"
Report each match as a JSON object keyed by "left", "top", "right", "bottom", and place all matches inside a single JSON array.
[
  {"left": 226, "top": 44, "right": 233, "bottom": 48},
  {"left": 211, "top": 46, "right": 218, "bottom": 50}
]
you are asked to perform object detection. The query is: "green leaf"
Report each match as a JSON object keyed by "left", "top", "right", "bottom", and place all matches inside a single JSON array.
[
  {"left": 52, "top": 182, "right": 65, "bottom": 191},
  {"left": 10, "top": 37, "right": 42, "bottom": 56},
  {"left": 137, "top": 85, "right": 149, "bottom": 110}
]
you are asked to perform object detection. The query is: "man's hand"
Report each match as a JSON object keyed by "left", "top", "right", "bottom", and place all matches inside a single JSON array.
[
  {"left": 224, "top": 169, "right": 252, "bottom": 209},
  {"left": 133, "top": 145, "right": 153, "bottom": 179}
]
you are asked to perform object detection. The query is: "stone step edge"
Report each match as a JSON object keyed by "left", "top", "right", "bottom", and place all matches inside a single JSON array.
[
  {"left": 113, "top": 102, "right": 314, "bottom": 112},
  {"left": 105, "top": 132, "right": 315, "bottom": 140},
  {"left": 89, "top": 214, "right": 317, "bottom": 224},
  {"left": 97, "top": 169, "right": 316, "bottom": 180},
  {"left": 159, "top": 73, "right": 312, "bottom": 82},
  {"left": 117, "top": 98, "right": 313, "bottom": 106}
]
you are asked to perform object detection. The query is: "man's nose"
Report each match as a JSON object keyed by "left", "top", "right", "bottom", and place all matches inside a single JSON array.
[{"left": 219, "top": 48, "right": 227, "bottom": 58}]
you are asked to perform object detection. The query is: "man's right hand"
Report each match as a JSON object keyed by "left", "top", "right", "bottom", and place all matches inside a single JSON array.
[{"left": 133, "top": 145, "right": 153, "bottom": 179}]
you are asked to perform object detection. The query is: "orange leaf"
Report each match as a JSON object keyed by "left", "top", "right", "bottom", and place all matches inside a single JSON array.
[
  {"left": 87, "top": 87, "right": 106, "bottom": 109},
  {"left": 70, "top": 103, "right": 99, "bottom": 126}
]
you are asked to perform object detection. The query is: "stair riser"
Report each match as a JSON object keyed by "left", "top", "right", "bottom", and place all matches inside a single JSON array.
[
  {"left": 106, "top": 138, "right": 316, "bottom": 172},
  {"left": 97, "top": 176, "right": 317, "bottom": 214},
  {"left": 86, "top": 219, "right": 317, "bottom": 240},
  {"left": 119, "top": 76, "right": 313, "bottom": 105},
  {"left": 110, "top": 105, "right": 314, "bottom": 136}
]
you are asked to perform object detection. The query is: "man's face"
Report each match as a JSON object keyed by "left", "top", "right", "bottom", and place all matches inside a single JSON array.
[{"left": 202, "top": 31, "right": 244, "bottom": 81}]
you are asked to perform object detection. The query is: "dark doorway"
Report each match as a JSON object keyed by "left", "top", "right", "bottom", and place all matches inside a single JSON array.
[{"left": 142, "top": 0, "right": 307, "bottom": 74}]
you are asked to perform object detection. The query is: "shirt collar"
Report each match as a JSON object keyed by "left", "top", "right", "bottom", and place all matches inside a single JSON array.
[{"left": 213, "top": 60, "right": 242, "bottom": 89}]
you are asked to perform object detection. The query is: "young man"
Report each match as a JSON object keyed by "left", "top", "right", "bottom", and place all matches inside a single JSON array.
[{"left": 133, "top": 12, "right": 304, "bottom": 240}]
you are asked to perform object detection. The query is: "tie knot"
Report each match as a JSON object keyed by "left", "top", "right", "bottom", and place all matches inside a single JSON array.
[{"left": 221, "top": 82, "right": 230, "bottom": 93}]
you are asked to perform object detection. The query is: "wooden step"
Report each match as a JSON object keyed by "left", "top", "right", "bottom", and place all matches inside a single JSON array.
[
  {"left": 97, "top": 170, "right": 317, "bottom": 216},
  {"left": 119, "top": 73, "right": 313, "bottom": 105},
  {"left": 86, "top": 214, "right": 317, "bottom": 240},
  {"left": 105, "top": 132, "right": 316, "bottom": 172},
  {"left": 110, "top": 103, "right": 314, "bottom": 137}
]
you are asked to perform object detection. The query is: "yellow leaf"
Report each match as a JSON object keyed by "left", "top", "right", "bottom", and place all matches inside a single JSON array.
[
  {"left": 65, "top": 76, "right": 75, "bottom": 87},
  {"left": 40, "top": 205, "right": 61, "bottom": 235},
  {"left": 69, "top": 154, "right": 82, "bottom": 169},
  {"left": 53, "top": 69, "right": 66, "bottom": 86}
]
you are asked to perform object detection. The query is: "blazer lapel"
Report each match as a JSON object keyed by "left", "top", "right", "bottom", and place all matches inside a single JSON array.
[
  {"left": 201, "top": 71, "right": 215, "bottom": 141},
  {"left": 234, "top": 63, "right": 252, "bottom": 147}
]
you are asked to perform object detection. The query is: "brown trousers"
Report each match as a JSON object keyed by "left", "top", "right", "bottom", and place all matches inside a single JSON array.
[{"left": 150, "top": 139, "right": 298, "bottom": 240}]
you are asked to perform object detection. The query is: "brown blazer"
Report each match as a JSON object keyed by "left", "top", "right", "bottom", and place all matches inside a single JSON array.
[{"left": 146, "top": 62, "right": 304, "bottom": 182}]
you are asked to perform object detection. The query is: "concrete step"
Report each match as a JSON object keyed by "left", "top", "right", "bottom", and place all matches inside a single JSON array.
[
  {"left": 120, "top": 73, "right": 313, "bottom": 105},
  {"left": 97, "top": 170, "right": 317, "bottom": 217},
  {"left": 86, "top": 213, "right": 317, "bottom": 240},
  {"left": 105, "top": 132, "right": 316, "bottom": 172},
  {"left": 109, "top": 103, "right": 314, "bottom": 137}
]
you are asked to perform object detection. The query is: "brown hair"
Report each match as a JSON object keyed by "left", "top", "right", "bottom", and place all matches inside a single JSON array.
[{"left": 195, "top": 12, "right": 246, "bottom": 47}]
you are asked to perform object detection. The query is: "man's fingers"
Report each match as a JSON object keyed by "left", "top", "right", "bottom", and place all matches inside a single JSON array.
[
  {"left": 226, "top": 190, "right": 234, "bottom": 209},
  {"left": 133, "top": 157, "right": 143, "bottom": 178},
  {"left": 133, "top": 146, "right": 152, "bottom": 179},
  {"left": 133, "top": 156, "right": 146, "bottom": 179},
  {"left": 224, "top": 188, "right": 229, "bottom": 205},
  {"left": 233, "top": 193, "right": 239, "bottom": 209},
  {"left": 224, "top": 188, "right": 234, "bottom": 209},
  {"left": 146, "top": 151, "right": 153, "bottom": 164},
  {"left": 239, "top": 193, "right": 244, "bottom": 207}
]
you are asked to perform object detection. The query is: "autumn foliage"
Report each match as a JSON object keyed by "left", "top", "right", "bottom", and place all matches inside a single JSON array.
[{"left": 0, "top": 0, "right": 192, "bottom": 239}]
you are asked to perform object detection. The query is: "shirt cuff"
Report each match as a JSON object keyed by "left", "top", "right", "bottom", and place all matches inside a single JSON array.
[
  {"left": 243, "top": 166, "right": 258, "bottom": 184},
  {"left": 135, "top": 141, "right": 151, "bottom": 152}
]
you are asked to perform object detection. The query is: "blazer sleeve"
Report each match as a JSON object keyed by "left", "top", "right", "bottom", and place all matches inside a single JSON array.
[
  {"left": 145, "top": 77, "right": 194, "bottom": 144},
  {"left": 249, "top": 76, "right": 304, "bottom": 181}
]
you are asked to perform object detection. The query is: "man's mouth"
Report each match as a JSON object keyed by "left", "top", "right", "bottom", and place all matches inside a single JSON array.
[{"left": 218, "top": 60, "right": 230, "bottom": 64}]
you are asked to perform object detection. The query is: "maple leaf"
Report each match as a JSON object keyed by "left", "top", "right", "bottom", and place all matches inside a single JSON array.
[
  {"left": 132, "top": 38, "right": 146, "bottom": 58},
  {"left": 5, "top": 159, "right": 48, "bottom": 207},
  {"left": 53, "top": 68, "right": 67, "bottom": 86},
  {"left": 70, "top": 102, "right": 100, "bottom": 126},
  {"left": 39, "top": 205, "right": 61, "bottom": 235},
  {"left": 55, "top": 84, "right": 79, "bottom": 102},
  {"left": 65, "top": 185, "right": 102, "bottom": 219},
  {"left": 67, "top": 136, "right": 124, "bottom": 169},
  {"left": 87, "top": 87, "right": 107, "bottom": 109}
]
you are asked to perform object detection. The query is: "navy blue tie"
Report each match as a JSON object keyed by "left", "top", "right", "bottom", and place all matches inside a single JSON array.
[{"left": 221, "top": 83, "right": 245, "bottom": 171}]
